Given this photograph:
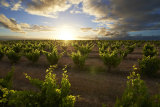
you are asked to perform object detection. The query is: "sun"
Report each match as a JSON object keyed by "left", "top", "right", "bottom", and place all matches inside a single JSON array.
[{"left": 56, "top": 25, "right": 76, "bottom": 40}]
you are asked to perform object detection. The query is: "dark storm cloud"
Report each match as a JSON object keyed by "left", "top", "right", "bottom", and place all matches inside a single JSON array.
[
  {"left": 109, "top": 0, "right": 160, "bottom": 31},
  {"left": 83, "top": 0, "right": 160, "bottom": 37}
]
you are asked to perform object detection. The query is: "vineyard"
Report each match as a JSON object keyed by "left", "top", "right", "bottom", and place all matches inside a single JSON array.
[{"left": 0, "top": 40, "right": 160, "bottom": 107}]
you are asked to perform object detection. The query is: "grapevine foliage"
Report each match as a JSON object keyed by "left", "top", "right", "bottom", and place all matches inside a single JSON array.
[
  {"left": 25, "top": 49, "right": 40, "bottom": 63},
  {"left": 115, "top": 65, "right": 160, "bottom": 107},
  {"left": 6, "top": 50, "right": 21, "bottom": 64},
  {"left": 138, "top": 56, "right": 160, "bottom": 76},
  {"left": 99, "top": 48, "right": 122, "bottom": 71},
  {"left": 0, "top": 65, "right": 76, "bottom": 107},
  {"left": 71, "top": 50, "right": 87, "bottom": 68},
  {"left": 143, "top": 43, "right": 158, "bottom": 57},
  {"left": 43, "top": 47, "right": 63, "bottom": 65}
]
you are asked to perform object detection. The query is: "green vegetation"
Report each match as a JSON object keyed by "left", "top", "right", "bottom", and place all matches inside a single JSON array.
[
  {"left": 0, "top": 67, "right": 14, "bottom": 105},
  {"left": 138, "top": 43, "right": 160, "bottom": 76},
  {"left": 0, "top": 40, "right": 160, "bottom": 106},
  {"left": 71, "top": 50, "right": 87, "bottom": 68},
  {"left": 143, "top": 43, "right": 158, "bottom": 57},
  {"left": 12, "top": 44, "right": 22, "bottom": 53},
  {"left": 0, "top": 65, "right": 76, "bottom": 107},
  {"left": 72, "top": 42, "right": 94, "bottom": 55},
  {"left": 126, "top": 44, "right": 136, "bottom": 53},
  {"left": 6, "top": 50, "right": 21, "bottom": 64},
  {"left": 43, "top": 47, "right": 63, "bottom": 65},
  {"left": 120, "top": 49, "right": 129, "bottom": 59},
  {"left": 71, "top": 42, "right": 94, "bottom": 68},
  {"left": 138, "top": 56, "right": 160, "bottom": 76},
  {"left": 115, "top": 65, "right": 160, "bottom": 107},
  {"left": 0, "top": 66, "right": 14, "bottom": 89},
  {"left": 0, "top": 49, "right": 4, "bottom": 61},
  {"left": 115, "top": 66, "right": 150, "bottom": 107},
  {"left": 99, "top": 48, "right": 122, "bottom": 71},
  {"left": 25, "top": 49, "right": 40, "bottom": 63}
]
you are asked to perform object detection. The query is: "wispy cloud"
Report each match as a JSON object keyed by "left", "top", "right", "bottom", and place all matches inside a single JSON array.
[
  {"left": 11, "top": 1, "right": 22, "bottom": 11},
  {"left": 27, "top": 25, "right": 55, "bottom": 32},
  {"left": 69, "top": 0, "right": 83, "bottom": 4},
  {"left": 80, "top": 27, "right": 92, "bottom": 32},
  {"left": 0, "top": 14, "right": 54, "bottom": 33},
  {"left": 0, "top": 0, "right": 10, "bottom": 7}
]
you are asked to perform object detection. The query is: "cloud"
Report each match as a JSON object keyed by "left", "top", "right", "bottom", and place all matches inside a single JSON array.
[
  {"left": 1, "top": 0, "right": 160, "bottom": 38},
  {"left": 80, "top": 27, "right": 92, "bottom": 32},
  {"left": 20, "top": 23, "right": 30, "bottom": 29},
  {"left": 70, "top": 3, "right": 82, "bottom": 14},
  {"left": 0, "top": 14, "right": 24, "bottom": 33},
  {"left": 70, "top": 10, "right": 81, "bottom": 14},
  {"left": 96, "top": 28, "right": 108, "bottom": 36},
  {"left": 69, "top": 0, "right": 83, "bottom": 4},
  {"left": 1, "top": 0, "right": 72, "bottom": 18},
  {"left": 108, "top": 0, "right": 160, "bottom": 31},
  {"left": 1, "top": 0, "right": 83, "bottom": 17},
  {"left": 0, "top": 14, "right": 54, "bottom": 33},
  {"left": 11, "top": 1, "right": 22, "bottom": 11},
  {"left": 25, "top": 0, "right": 71, "bottom": 18},
  {"left": 0, "top": 0, "right": 10, "bottom": 7},
  {"left": 79, "top": 27, "right": 128, "bottom": 37},
  {"left": 94, "top": 27, "right": 128, "bottom": 37},
  {"left": 28, "top": 25, "right": 54, "bottom": 32},
  {"left": 82, "top": 0, "right": 109, "bottom": 18},
  {"left": 82, "top": 0, "right": 160, "bottom": 37}
]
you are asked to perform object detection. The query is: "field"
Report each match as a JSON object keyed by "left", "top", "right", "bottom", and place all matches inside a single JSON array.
[{"left": 0, "top": 40, "right": 160, "bottom": 107}]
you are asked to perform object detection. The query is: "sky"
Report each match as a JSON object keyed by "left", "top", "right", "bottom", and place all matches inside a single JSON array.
[{"left": 0, "top": 0, "right": 160, "bottom": 40}]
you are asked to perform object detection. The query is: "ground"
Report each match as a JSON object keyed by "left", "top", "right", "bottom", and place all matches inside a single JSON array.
[{"left": 0, "top": 45, "right": 160, "bottom": 107}]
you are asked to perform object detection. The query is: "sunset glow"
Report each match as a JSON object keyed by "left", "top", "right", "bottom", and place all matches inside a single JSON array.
[
  {"left": 56, "top": 26, "right": 77, "bottom": 40},
  {"left": 0, "top": 0, "right": 160, "bottom": 40}
]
